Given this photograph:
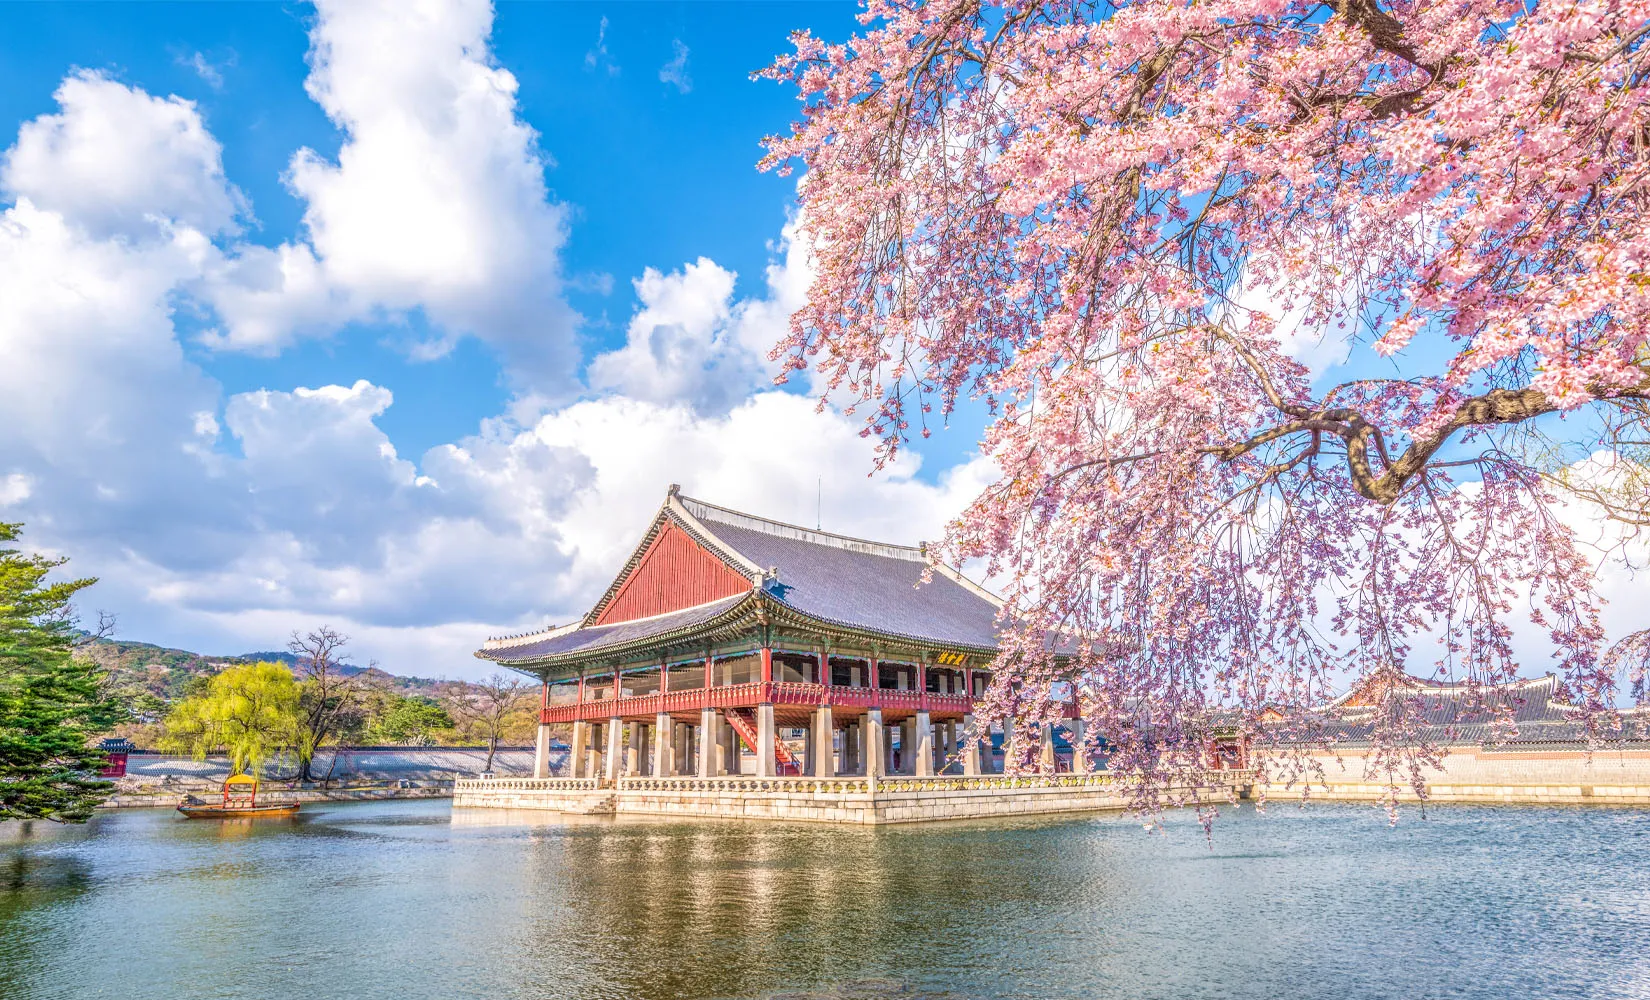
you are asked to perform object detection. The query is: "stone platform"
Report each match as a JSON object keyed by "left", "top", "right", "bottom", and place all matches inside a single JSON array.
[{"left": 452, "top": 773, "right": 1239, "bottom": 824}]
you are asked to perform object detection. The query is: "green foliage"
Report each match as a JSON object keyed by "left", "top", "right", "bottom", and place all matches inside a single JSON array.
[
  {"left": 162, "top": 661, "right": 301, "bottom": 777},
  {"left": 367, "top": 695, "right": 454, "bottom": 745},
  {"left": 0, "top": 523, "right": 117, "bottom": 822}
]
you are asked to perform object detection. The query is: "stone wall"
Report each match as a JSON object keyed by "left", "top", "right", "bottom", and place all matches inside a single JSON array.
[
  {"left": 451, "top": 774, "right": 1216, "bottom": 825},
  {"left": 1252, "top": 747, "right": 1650, "bottom": 806}
]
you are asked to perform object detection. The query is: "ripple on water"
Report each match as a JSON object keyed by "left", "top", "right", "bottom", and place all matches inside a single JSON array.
[{"left": 2, "top": 800, "right": 1647, "bottom": 1000}]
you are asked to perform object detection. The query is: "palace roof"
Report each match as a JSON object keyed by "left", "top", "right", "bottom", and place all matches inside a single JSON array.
[{"left": 477, "top": 487, "right": 1005, "bottom": 672}]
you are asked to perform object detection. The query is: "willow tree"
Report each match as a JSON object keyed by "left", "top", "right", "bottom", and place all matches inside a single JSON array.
[
  {"left": 763, "top": 0, "right": 1650, "bottom": 815},
  {"left": 0, "top": 523, "right": 116, "bottom": 822},
  {"left": 164, "top": 662, "right": 301, "bottom": 778}
]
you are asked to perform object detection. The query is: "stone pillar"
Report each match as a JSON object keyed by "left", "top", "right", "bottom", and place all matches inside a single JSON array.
[
  {"left": 622, "top": 722, "right": 640, "bottom": 775},
  {"left": 1069, "top": 720, "right": 1091, "bottom": 774},
  {"left": 813, "top": 705, "right": 835, "bottom": 777},
  {"left": 604, "top": 718, "right": 623, "bottom": 783},
  {"left": 570, "top": 719, "right": 589, "bottom": 779},
  {"left": 533, "top": 722, "right": 552, "bottom": 778},
  {"left": 865, "top": 708, "right": 886, "bottom": 778},
  {"left": 915, "top": 710, "right": 934, "bottom": 777},
  {"left": 756, "top": 703, "right": 777, "bottom": 778},
  {"left": 673, "top": 723, "right": 688, "bottom": 776},
  {"left": 961, "top": 714, "right": 981, "bottom": 776},
  {"left": 653, "top": 712, "right": 672, "bottom": 777},
  {"left": 721, "top": 718, "right": 738, "bottom": 775},
  {"left": 1040, "top": 723, "right": 1057, "bottom": 773},
  {"left": 1001, "top": 718, "right": 1016, "bottom": 774},
  {"left": 698, "top": 707, "right": 716, "bottom": 777}
]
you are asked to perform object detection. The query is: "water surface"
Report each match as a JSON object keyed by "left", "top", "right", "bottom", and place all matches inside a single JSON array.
[{"left": 2, "top": 800, "right": 1645, "bottom": 999}]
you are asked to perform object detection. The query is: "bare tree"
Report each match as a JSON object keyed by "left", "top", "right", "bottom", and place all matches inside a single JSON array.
[
  {"left": 445, "top": 673, "right": 531, "bottom": 772},
  {"left": 288, "top": 626, "right": 362, "bottom": 783}
]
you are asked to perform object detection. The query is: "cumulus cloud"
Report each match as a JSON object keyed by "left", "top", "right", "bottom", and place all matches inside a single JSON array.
[
  {"left": 0, "top": 3, "right": 996, "bottom": 677},
  {"left": 588, "top": 222, "right": 810, "bottom": 415},
  {"left": 202, "top": 0, "right": 579, "bottom": 393},
  {"left": 2, "top": 70, "right": 245, "bottom": 240}
]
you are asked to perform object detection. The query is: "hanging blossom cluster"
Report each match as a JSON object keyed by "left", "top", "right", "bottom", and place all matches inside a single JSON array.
[{"left": 762, "top": 0, "right": 1650, "bottom": 820}]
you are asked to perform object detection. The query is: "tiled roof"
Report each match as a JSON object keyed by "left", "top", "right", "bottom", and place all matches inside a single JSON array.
[
  {"left": 477, "top": 489, "right": 1007, "bottom": 669},
  {"left": 481, "top": 595, "right": 748, "bottom": 665},
  {"left": 682, "top": 497, "right": 1004, "bottom": 650}
]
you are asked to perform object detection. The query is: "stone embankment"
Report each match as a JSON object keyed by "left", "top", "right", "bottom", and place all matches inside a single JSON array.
[
  {"left": 1252, "top": 746, "right": 1650, "bottom": 806},
  {"left": 101, "top": 747, "right": 537, "bottom": 809},
  {"left": 453, "top": 773, "right": 1235, "bottom": 825}
]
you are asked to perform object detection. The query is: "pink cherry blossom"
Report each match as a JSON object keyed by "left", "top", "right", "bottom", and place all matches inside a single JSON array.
[{"left": 762, "top": 0, "right": 1650, "bottom": 823}]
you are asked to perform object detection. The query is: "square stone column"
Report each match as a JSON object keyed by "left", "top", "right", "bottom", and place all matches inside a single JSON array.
[
  {"left": 673, "top": 723, "right": 688, "bottom": 776},
  {"left": 961, "top": 714, "right": 981, "bottom": 776},
  {"left": 813, "top": 706, "right": 835, "bottom": 777},
  {"left": 1001, "top": 718, "right": 1016, "bottom": 774},
  {"left": 914, "top": 711, "right": 934, "bottom": 777},
  {"left": 533, "top": 722, "right": 553, "bottom": 778},
  {"left": 653, "top": 712, "right": 673, "bottom": 777},
  {"left": 603, "top": 718, "right": 623, "bottom": 783},
  {"left": 1069, "top": 719, "right": 1091, "bottom": 774},
  {"left": 1040, "top": 723, "right": 1057, "bottom": 773},
  {"left": 865, "top": 709, "right": 886, "bottom": 778},
  {"left": 697, "top": 707, "right": 717, "bottom": 777},
  {"left": 622, "top": 722, "right": 641, "bottom": 776},
  {"left": 756, "top": 703, "right": 777, "bottom": 778},
  {"left": 569, "top": 720, "right": 589, "bottom": 779}
]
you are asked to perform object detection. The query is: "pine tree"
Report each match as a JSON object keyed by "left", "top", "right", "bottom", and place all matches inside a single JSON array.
[{"left": 0, "top": 523, "right": 117, "bottom": 822}]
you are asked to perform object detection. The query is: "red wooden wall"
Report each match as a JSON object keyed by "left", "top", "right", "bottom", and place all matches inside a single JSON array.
[{"left": 594, "top": 521, "right": 751, "bottom": 625}]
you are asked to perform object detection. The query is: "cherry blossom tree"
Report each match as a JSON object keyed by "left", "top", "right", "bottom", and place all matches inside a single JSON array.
[{"left": 762, "top": 0, "right": 1650, "bottom": 818}]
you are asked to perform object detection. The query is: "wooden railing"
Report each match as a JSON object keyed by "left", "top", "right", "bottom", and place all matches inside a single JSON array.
[{"left": 540, "top": 682, "right": 980, "bottom": 724}]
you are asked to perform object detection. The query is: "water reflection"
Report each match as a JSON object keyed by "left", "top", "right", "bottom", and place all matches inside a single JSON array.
[{"left": 1, "top": 802, "right": 1647, "bottom": 1000}]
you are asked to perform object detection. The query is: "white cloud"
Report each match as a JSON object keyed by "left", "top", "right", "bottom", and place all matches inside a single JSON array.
[
  {"left": 588, "top": 222, "right": 810, "bottom": 415},
  {"left": 0, "top": 5, "right": 997, "bottom": 679},
  {"left": 659, "top": 40, "right": 691, "bottom": 94},
  {"left": 2, "top": 70, "right": 245, "bottom": 240},
  {"left": 178, "top": 51, "right": 231, "bottom": 90},
  {"left": 202, "top": 0, "right": 580, "bottom": 393},
  {"left": 584, "top": 16, "right": 619, "bottom": 76}
]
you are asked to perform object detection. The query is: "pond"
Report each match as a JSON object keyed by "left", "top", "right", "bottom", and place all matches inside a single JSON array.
[{"left": 2, "top": 799, "right": 1646, "bottom": 999}]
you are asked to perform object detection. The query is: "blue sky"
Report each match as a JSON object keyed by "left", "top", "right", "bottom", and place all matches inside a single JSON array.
[
  {"left": 0, "top": 1, "right": 1635, "bottom": 682},
  {"left": 0, "top": 0, "right": 1004, "bottom": 676}
]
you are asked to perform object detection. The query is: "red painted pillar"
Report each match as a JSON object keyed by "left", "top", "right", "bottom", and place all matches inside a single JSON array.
[
  {"left": 919, "top": 659, "right": 930, "bottom": 711},
  {"left": 661, "top": 658, "right": 670, "bottom": 694},
  {"left": 541, "top": 679, "right": 549, "bottom": 709},
  {"left": 613, "top": 667, "right": 622, "bottom": 703},
  {"left": 869, "top": 654, "right": 880, "bottom": 706},
  {"left": 964, "top": 667, "right": 974, "bottom": 702},
  {"left": 704, "top": 652, "right": 714, "bottom": 688},
  {"left": 760, "top": 645, "right": 773, "bottom": 688}
]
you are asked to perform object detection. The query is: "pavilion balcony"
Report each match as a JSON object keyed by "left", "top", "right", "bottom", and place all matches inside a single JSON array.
[{"left": 539, "top": 681, "right": 979, "bottom": 725}]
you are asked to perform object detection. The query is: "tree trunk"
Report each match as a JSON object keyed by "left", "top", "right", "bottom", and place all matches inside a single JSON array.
[{"left": 485, "top": 736, "right": 498, "bottom": 772}]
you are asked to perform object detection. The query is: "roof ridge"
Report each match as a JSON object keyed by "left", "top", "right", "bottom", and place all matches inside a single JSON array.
[{"left": 678, "top": 492, "right": 927, "bottom": 563}]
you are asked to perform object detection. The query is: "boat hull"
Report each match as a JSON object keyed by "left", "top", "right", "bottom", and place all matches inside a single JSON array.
[{"left": 177, "top": 802, "right": 301, "bottom": 819}]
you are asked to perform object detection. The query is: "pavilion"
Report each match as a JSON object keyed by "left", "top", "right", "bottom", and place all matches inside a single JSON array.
[{"left": 475, "top": 486, "right": 1060, "bottom": 782}]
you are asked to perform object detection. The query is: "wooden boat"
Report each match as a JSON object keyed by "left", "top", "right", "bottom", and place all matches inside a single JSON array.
[{"left": 177, "top": 773, "right": 300, "bottom": 819}]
